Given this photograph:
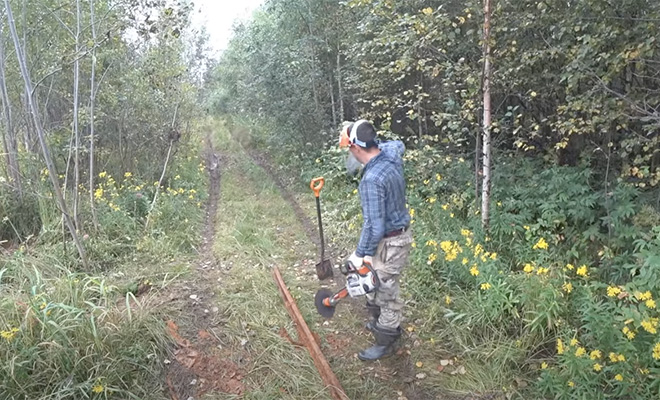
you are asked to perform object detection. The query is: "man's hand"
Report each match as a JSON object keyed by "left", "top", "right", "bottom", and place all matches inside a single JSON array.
[{"left": 348, "top": 252, "right": 363, "bottom": 269}]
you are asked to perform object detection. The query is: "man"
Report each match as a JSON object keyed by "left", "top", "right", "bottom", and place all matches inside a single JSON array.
[{"left": 339, "top": 119, "right": 413, "bottom": 361}]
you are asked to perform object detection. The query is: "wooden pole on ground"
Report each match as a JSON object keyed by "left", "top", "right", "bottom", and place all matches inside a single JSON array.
[{"left": 272, "top": 267, "right": 349, "bottom": 400}]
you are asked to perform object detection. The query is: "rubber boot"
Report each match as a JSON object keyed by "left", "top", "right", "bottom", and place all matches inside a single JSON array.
[
  {"left": 365, "top": 301, "right": 380, "bottom": 332},
  {"left": 358, "top": 323, "right": 402, "bottom": 361}
]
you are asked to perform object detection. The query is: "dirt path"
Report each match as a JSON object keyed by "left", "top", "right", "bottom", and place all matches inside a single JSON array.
[
  {"left": 160, "top": 129, "right": 477, "bottom": 400},
  {"left": 247, "top": 151, "right": 447, "bottom": 400},
  {"left": 163, "top": 135, "right": 246, "bottom": 400}
]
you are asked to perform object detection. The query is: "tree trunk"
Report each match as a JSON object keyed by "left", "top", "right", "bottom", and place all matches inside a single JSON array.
[
  {"left": 337, "top": 52, "right": 344, "bottom": 121},
  {"left": 89, "top": 0, "right": 99, "bottom": 229},
  {"left": 4, "top": 0, "right": 88, "bottom": 268},
  {"left": 329, "top": 75, "right": 336, "bottom": 127},
  {"left": 481, "top": 0, "right": 493, "bottom": 230},
  {"left": 72, "top": 0, "right": 82, "bottom": 230},
  {"left": 0, "top": 26, "right": 22, "bottom": 197}
]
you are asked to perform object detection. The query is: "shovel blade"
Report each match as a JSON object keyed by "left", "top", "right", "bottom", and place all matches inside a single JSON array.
[
  {"left": 315, "top": 259, "right": 333, "bottom": 280},
  {"left": 315, "top": 288, "right": 336, "bottom": 318}
]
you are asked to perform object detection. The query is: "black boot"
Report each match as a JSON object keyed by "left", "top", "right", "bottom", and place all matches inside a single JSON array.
[
  {"left": 358, "top": 323, "right": 402, "bottom": 361},
  {"left": 365, "top": 301, "right": 380, "bottom": 332}
]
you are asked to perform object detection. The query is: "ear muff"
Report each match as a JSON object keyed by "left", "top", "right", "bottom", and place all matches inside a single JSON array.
[
  {"left": 339, "top": 120, "right": 377, "bottom": 148},
  {"left": 339, "top": 125, "right": 351, "bottom": 148}
]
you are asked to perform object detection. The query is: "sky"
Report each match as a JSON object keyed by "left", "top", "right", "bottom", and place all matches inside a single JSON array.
[{"left": 191, "top": 0, "right": 264, "bottom": 57}]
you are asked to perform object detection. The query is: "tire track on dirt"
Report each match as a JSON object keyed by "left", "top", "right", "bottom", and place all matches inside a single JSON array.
[{"left": 163, "top": 134, "right": 245, "bottom": 400}]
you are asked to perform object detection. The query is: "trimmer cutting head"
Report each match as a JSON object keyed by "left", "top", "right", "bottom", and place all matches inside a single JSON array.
[{"left": 315, "top": 288, "right": 336, "bottom": 319}]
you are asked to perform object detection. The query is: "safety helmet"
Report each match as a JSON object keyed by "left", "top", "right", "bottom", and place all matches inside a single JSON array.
[{"left": 339, "top": 120, "right": 378, "bottom": 148}]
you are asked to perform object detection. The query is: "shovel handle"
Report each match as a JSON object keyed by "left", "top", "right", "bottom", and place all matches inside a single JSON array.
[{"left": 310, "top": 177, "right": 324, "bottom": 198}]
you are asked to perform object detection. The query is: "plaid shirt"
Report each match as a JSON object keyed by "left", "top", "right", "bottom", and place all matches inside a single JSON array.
[{"left": 356, "top": 140, "right": 410, "bottom": 257}]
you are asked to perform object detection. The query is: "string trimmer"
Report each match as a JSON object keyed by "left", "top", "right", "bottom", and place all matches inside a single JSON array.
[{"left": 314, "top": 259, "right": 380, "bottom": 318}]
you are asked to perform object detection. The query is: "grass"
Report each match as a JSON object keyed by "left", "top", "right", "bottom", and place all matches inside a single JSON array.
[
  {"left": 0, "top": 252, "right": 172, "bottom": 399},
  {"left": 0, "top": 127, "right": 209, "bottom": 399}
]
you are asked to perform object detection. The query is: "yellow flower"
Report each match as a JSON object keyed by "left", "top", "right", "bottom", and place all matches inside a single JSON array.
[
  {"left": 98, "top": 171, "right": 107, "bottom": 178},
  {"left": 576, "top": 265, "right": 588, "bottom": 277},
  {"left": 462, "top": 258, "right": 469, "bottom": 265},
  {"left": 541, "top": 362, "right": 548, "bottom": 369},
  {"left": 423, "top": 179, "right": 430, "bottom": 185},
  {"left": 557, "top": 339, "right": 564, "bottom": 355},
  {"left": 411, "top": 242, "right": 417, "bottom": 248},
  {"left": 614, "top": 374, "right": 623, "bottom": 382},
  {"left": 480, "top": 282, "right": 492, "bottom": 290},
  {"left": 427, "top": 197, "right": 437, "bottom": 204},
  {"left": 490, "top": 252, "right": 497, "bottom": 260},
  {"left": 641, "top": 318, "right": 658, "bottom": 334},
  {"left": 470, "top": 265, "right": 479, "bottom": 276},
  {"left": 570, "top": 338, "right": 579, "bottom": 346},
  {"left": 590, "top": 349, "right": 602, "bottom": 360},
  {"left": 94, "top": 187, "right": 104, "bottom": 200},
  {"left": 640, "top": 368, "right": 650, "bottom": 375},
  {"left": 562, "top": 282, "right": 573, "bottom": 293},
  {"left": 422, "top": 7, "right": 433, "bottom": 15},
  {"left": 460, "top": 229, "right": 472, "bottom": 237},
  {"left": 523, "top": 225, "right": 530, "bottom": 230},
  {"left": 575, "top": 347, "right": 586, "bottom": 357},
  {"left": 638, "top": 291, "right": 653, "bottom": 301},
  {"left": 124, "top": 172, "right": 132, "bottom": 178},
  {"left": 436, "top": 173, "right": 442, "bottom": 181},
  {"left": 568, "top": 381, "right": 575, "bottom": 387},
  {"left": 532, "top": 238, "right": 549, "bottom": 250},
  {"left": 565, "top": 263, "right": 575, "bottom": 270},
  {"left": 0, "top": 327, "right": 19, "bottom": 341},
  {"left": 450, "top": 213, "right": 455, "bottom": 218},
  {"left": 523, "top": 263, "right": 535, "bottom": 274},
  {"left": 646, "top": 299, "right": 656, "bottom": 309},
  {"left": 607, "top": 286, "right": 622, "bottom": 297},
  {"left": 174, "top": 175, "right": 181, "bottom": 180},
  {"left": 442, "top": 204, "right": 449, "bottom": 210},
  {"left": 653, "top": 343, "right": 660, "bottom": 360},
  {"left": 427, "top": 253, "right": 437, "bottom": 264},
  {"left": 445, "top": 295, "right": 452, "bottom": 305},
  {"left": 426, "top": 239, "right": 438, "bottom": 247},
  {"left": 536, "top": 267, "right": 549, "bottom": 275},
  {"left": 593, "top": 363, "right": 602, "bottom": 371},
  {"left": 409, "top": 208, "right": 416, "bottom": 217},
  {"left": 92, "top": 384, "right": 104, "bottom": 393}
]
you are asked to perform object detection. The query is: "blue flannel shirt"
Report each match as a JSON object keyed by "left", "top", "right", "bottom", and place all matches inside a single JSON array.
[{"left": 355, "top": 140, "right": 410, "bottom": 257}]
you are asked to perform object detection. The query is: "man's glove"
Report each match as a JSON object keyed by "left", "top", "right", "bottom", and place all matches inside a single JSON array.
[{"left": 341, "top": 252, "right": 363, "bottom": 275}]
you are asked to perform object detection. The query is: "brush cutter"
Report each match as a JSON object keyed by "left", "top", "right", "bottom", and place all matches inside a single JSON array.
[
  {"left": 311, "top": 177, "right": 333, "bottom": 280},
  {"left": 315, "top": 259, "right": 380, "bottom": 318}
]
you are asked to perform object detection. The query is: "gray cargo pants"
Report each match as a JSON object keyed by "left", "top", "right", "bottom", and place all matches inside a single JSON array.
[{"left": 366, "top": 228, "right": 413, "bottom": 329}]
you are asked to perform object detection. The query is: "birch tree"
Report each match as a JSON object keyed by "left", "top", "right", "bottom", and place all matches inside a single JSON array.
[
  {"left": 4, "top": 0, "right": 88, "bottom": 267},
  {"left": 481, "top": 0, "right": 493, "bottom": 230}
]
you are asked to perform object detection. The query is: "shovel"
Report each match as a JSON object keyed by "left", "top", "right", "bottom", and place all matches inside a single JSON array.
[{"left": 310, "top": 177, "right": 333, "bottom": 280}]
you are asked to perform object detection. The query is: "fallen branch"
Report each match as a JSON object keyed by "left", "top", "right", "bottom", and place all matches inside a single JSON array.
[{"left": 272, "top": 267, "right": 349, "bottom": 400}]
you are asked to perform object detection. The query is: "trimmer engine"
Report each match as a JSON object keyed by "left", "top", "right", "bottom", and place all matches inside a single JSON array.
[{"left": 314, "top": 260, "right": 380, "bottom": 318}]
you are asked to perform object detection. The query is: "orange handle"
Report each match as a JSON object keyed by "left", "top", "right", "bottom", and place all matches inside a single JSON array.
[{"left": 310, "top": 177, "right": 324, "bottom": 198}]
